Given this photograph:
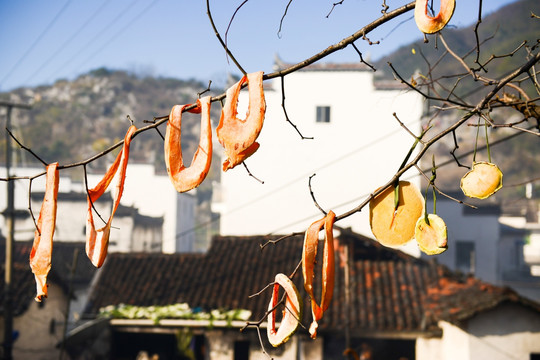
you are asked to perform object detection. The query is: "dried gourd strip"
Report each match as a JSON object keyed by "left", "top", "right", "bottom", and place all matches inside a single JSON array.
[
  {"left": 165, "top": 96, "right": 212, "bottom": 193},
  {"left": 221, "top": 142, "right": 259, "bottom": 171},
  {"left": 267, "top": 273, "right": 302, "bottom": 347},
  {"left": 302, "top": 210, "right": 336, "bottom": 339},
  {"left": 414, "top": 0, "right": 455, "bottom": 34},
  {"left": 320, "top": 210, "right": 336, "bottom": 314},
  {"left": 86, "top": 125, "right": 136, "bottom": 268},
  {"left": 217, "top": 71, "right": 266, "bottom": 171},
  {"left": 30, "top": 162, "right": 59, "bottom": 301}
]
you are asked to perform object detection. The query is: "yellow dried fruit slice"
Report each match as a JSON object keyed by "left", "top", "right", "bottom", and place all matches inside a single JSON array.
[
  {"left": 414, "top": 0, "right": 456, "bottom": 34},
  {"left": 369, "top": 181, "right": 424, "bottom": 247},
  {"left": 415, "top": 214, "right": 448, "bottom": 255},
  {"left": 460, "top": 161, "right": 503, "bottom": 199},
  {"left": 267, "top": 273, "right": 302, "bottom": 347}
]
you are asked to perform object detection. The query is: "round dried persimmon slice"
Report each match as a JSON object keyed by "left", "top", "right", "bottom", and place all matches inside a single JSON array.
[
  {"left": 414, "top": 0, "right": 456, "bottom": 34},
  {"left": 415, "top": 214, "right": 448, "bottom": 255},
  {"left": 460, "top": 161, "right": 503, "bottom": 199},
  {"left": 369, "top": 181, "right": 424, "bottom": 247},
  {"left": 267, "top": 273, "right": 302, "bottom": 347}
]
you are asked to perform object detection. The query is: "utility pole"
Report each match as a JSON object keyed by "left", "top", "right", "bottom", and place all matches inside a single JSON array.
[{"left": 1, "top": 100, "right": 31, "bottom": 360}]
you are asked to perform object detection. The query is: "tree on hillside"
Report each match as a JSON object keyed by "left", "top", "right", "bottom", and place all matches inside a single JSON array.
[{"left": 2, "top": 0, "right": 540, "bottom": 357}]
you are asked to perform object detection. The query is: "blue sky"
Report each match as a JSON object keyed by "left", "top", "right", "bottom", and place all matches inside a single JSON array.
[{"left": 0, "top": 0, "right": 518, "bottom": 91}]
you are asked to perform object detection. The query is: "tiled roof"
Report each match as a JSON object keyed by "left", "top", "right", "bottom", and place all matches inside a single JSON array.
[
  {"left": 83, "top": 231, "right": 540, "bottom": 337},
  {"left": 0, "top": 239, "right": 97, "bottom": 316},
  {"left": 423, "top": 274, "right": 540, "bottom": 325}
]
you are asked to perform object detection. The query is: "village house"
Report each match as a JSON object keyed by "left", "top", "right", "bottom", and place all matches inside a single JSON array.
[
  {"left": 58, "top": 229, "right": 540, "bottom": 360},
  {"left": 0, "top": 163, "right": 197, "bottom": 253},
  {"left": 0, "top": 238, "right": 96, "bottom": 360},
  {"left": 421, "top": 191, "right": 540, "bottom": 302},
  {"left": 212, "top": 57, "right": 424, "bottom": 256}
]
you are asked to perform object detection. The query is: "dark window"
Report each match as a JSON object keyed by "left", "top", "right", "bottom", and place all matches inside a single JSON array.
[
  {"left": 456, "top": 241, "right": 475, "bottom": 274},
  {"left": 193, "top": 335, "right": 207, "bottom": 360},
  {"left": 234, "top": 340, "right": 250, "bottom": 360},
  {"left": 530, "top": 354, "right": 540, "bottom": 360},
  {"left": 316, "top": 106, "right": 331, "bottom": 123}
]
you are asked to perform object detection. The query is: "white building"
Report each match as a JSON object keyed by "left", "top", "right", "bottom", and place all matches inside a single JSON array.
[
  {"left": 422, "top": 192, "right": 540, "bottom": 302},
  {"left": 0, "top": 163, "right": 196, "bottom": 253},
  {"left": 213, "top": 59, "right": 424, "bottom": 246}
]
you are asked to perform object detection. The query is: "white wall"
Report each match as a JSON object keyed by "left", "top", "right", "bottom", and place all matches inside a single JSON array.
[
  {"left": 421, "top": 198, "right": 500, "bottom": 284},
  {"left": 417, "top": 321, "right": 470, "bottom": 360},
  {"left": 215, "top": 68, "right": 423, "bottom": 244},
  {"left": 8, "top": 283, "right": 67, "bottom": 360},
  {"left": 1, "top": 163, "right": 196, "bottom": 253},
  {"left": 417, "top": 304, "right": 540, "bottom": 360}
]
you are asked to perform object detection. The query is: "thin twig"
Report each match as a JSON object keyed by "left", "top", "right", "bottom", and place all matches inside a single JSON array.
[
  {"left": 242, "top": 162, "right": 264, "bottom": 184},
  {"left": 6, "top": 127, "right": 48, "bottom": 166},
  {"left": 414, "top": 164, "right": 477, "bottom": 209},
  {"left": 326, "top": 0, "right": 344, "bottom": 18},
  {"left": 225, "top": 0, "right": 249, "bottom": 59},
  {"left": 450, "top": 130, "right": 470, "bottom": 169},
  {"left": 278, "top": 0, "right": 294, "bottom": 38},
  {"left": 83, "top": 164, "right": 108, "bottom": 226},
  {"left": 206, "top": 0, "right": 247, "bottom": 75},
  {"left": 308, "top": 174, "right": 327, "bottom": 215},
  {"left": 473, "top": 0, "right": 484, "bottom": 70},
  {"left": 198, "top": 80, "right": 212, "bottom": 98},
  {"left": 350, "top": 43, "right": 376, "bottom": 71},
  {"left": 143, "top": 119, "right": 165, "bottom": 140},
  {"left": 280, "top": 75, "right": 313, "bottom": 139},
  {"left": 259, "top": 232, "right": 304, "bottom": 250},
  {"left": 392, "top": 112, "right": 419, "bottom": 141},
  {"left": 28, "top": 178, "right": 40, "bottom": 236}
]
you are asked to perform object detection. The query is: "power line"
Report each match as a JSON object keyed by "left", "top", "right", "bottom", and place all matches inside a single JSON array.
[
  {"left": 45, "top": 0, "right": 144, "bottom": 84},
  {"left": 74, "top": 0, "right": 160, "bottom": 72},
  {"left": 0, "top": 0, "right": 73, "bottom": 87},
  {"left": 20, "top": 0, "right": 111, "bottom": 85}
]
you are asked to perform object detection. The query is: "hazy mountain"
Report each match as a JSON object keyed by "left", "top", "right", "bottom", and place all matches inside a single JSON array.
[
  {"left": 0, "top": 68, "right": 222, "bottom": 174},
  {"left": 375, "top": 0, "right": 540, "bottom": 94}
]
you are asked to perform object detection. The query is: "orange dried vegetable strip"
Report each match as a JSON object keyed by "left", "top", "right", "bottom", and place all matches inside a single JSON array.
[
  {"left": 30, "top": 162, "right": 59, "bottom": 301},
  {"left": 86, "top": 125, "right": 136, "bottom": 268},
  {"left": 216, "top": 71, "right": 266, "bottom": 171},
  {"left": 165, "top": 96, "right": 212, "bottom": 193},
  {"left": 302, "top": 210, "right": 336, "bottom": 338}
]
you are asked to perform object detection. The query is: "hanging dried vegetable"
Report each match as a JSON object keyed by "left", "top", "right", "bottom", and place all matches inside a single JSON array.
[
  {"left": 30, "top": 162, "right": 59, "bottom": 301},
  {"left": 217, "top": 71, "right": 266, "bottom": 171},
  {"left": 165, "top": 96, "right": 213, "bottom": 192},
  {"left": 414, "top": 0, "right": 456, "bottom": 34},
  {"left": 302, "top": 210, "right": 336, "bottom": 339},
  {"left": 86, "top": 125, "right": 136, "bottom": 268}
]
